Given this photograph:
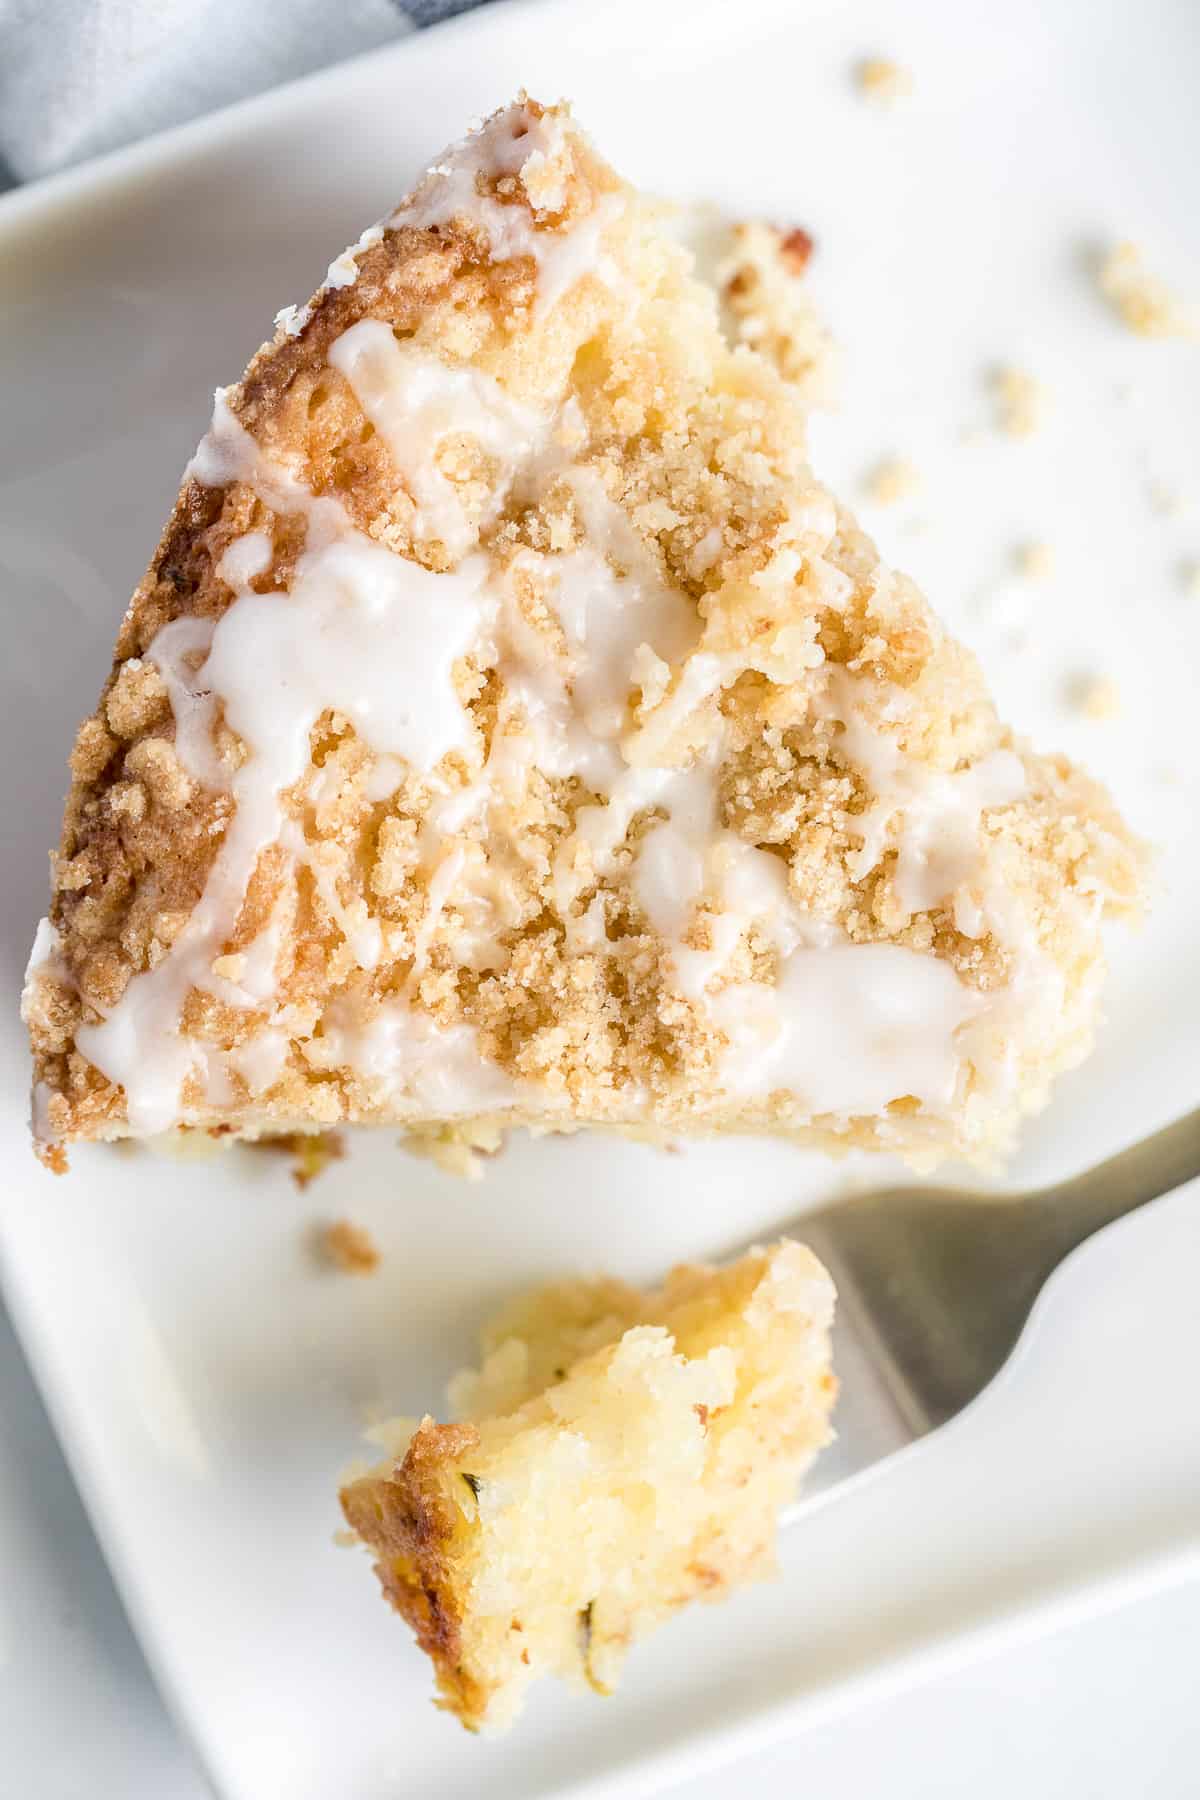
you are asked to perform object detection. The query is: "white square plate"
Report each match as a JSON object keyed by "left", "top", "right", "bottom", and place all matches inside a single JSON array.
[{"left": 1, "top": 2, "right": 1199, "bottom": 1796}]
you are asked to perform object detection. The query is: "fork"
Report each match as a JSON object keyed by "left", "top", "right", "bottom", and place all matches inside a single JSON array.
[{"left": 756, "top": 1109, "right": 1200, "bottom": 1503}]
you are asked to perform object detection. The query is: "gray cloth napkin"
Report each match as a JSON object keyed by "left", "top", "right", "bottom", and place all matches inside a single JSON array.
[{"left": 0, "top": 0, "right": 490, "bottom": 188}]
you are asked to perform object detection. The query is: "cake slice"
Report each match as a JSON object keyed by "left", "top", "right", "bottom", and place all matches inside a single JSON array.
[
  {"left": 340, "top": 1240, "right": 836, "bottom": 1730},
  {"left": 23, "top": 96, "right": 1144, "bottom": 1171}
]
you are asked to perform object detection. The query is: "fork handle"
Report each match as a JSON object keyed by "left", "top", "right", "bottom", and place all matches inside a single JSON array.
[{"left": 1038, "top": 1106, "right": 1200, "bottom": 1252}]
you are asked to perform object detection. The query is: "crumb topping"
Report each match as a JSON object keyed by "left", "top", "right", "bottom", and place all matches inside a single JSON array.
[{"left": 23, "top": 96, "right": 1146, "bottom": 1171}]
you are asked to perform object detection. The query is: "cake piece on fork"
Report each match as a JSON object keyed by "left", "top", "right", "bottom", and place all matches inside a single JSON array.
[
  {"left": 23, "top": 96, "right": 1144, "bottom": 1171},
  {"left": 340, "top": 1240, "right": 837, "bottom": 1730}
]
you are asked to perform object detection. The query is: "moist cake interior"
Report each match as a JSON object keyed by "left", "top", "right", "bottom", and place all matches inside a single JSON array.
[{"left": 341, "top": 1240, "right": 837, "bottom": 1729}]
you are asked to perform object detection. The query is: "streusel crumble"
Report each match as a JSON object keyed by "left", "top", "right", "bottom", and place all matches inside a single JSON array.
[{"left": 23, "top": 97, "right": 1144, "bottom": 1169}]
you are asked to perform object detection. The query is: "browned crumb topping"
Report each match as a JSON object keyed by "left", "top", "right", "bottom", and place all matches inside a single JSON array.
[
  {"left": 322, "top": 1217, "right": 381, "bottom": 1275},
  {"left": 778, "top": 226, "right": 815, "bottom": 274},
  {"left": 717, "top": 220, "right": 837, "bottom": 406},
  {"left": 23, "top": 96, "right": 1147, "bottom": 1171}
]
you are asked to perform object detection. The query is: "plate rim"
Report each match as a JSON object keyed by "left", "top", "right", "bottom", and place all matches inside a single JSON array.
[
  {"left": 3, "top": 5, "right": 1199, "bottom": 1793},
  {"left": 0, "top": 0, "right": 566, "bottom": 238}
]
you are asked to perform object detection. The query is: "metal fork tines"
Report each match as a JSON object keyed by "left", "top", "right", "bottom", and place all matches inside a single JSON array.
[{"left": 770, "top": 1108, "right": 1200, "bottom": 1506}]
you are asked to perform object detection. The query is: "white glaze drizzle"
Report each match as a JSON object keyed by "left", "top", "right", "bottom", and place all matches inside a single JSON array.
[
  {"left": 303, "top": 1000, "right": 519, "bottom": 1117},
  {"left": 77, "top": 406, "right": 499, "bottom": 1132},
  {"left": 232, "top": 1029, "right": 289, "bottom": 1097},
  {"left": 23, "top": 916, "right": 66, "bottom": 985},
  {"left": 712, "top": 944, "right": 982, "bottom": 1115},
  {"left": 391, "top": 106, "right": 626, "bottom": 322},
  {"left": 817, "top": 667, "right": 1027, "bottom": 917},
  {"left": 145, "top": 616, "right": 226, "bottom": 789},
  {"left": 216, "top": 531, "right": 272, "bottom": 587},
  {"left": 330, "top": 321, "right": 548, "bottom": 557}
]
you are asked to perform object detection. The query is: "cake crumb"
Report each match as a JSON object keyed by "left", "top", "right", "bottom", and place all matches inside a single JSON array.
[
  {"left": 340, "top": 1241, "right": 836, "bottom": 1730},
  {"left": 717, "top": 221, "right": 837, "bottom": 406},
  {"left": 1179, "top": 560, "right": 1200, "bottom": 598},
  {"left": 1098, "top": 242, "right": 1196, "bottom": 339},
  {"left": 37, "top": 1142, "right": 70, "bottom": 1176},
  {"left": 292, "top": 1132, "right": 347, "bottom": 1189},
  {"left": 404, "top": 1118, "right": 506, "bottom": 1179},
  {"left": 1070, "top": 674, "right": 1122, "bottom": 720},
  {"left": 992, "top": 367, "right": 1044, "bottom": 438},
  {"left": 249, "top": 1130, "right": 346, "bottom": 1189},
  {"left": 1015, "top": 542, "right": 1055, "bottom": 580},
  {"left": 856, "top": 56, "right": 913, "bottom": 104},
  {"left": 1146, "top": 481, "right": 1184, "bottom": 518},
  {"left": 322, "top": 1218, "right": 380, "bottom": 1276},
  {"left": 865, "top": 456, "right": 921, "bottom": 505}
]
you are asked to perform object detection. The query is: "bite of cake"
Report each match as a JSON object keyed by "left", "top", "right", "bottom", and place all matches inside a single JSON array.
[
  {"left": 22, "top": 95, "right": 1145, "bottom": 1171},
  {"left": 340, "top": 1239, "right": 836, "bottom": 1729}
]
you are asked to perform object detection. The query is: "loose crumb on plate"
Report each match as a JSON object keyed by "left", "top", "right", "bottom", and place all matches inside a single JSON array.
[
  {"left": 321, "top": 1218, "right": 381, "bottom": 1276},
  {"left": 1146, "top": 480, "right": 1185, "bottom": 518},
  {"left": 717, "top": 221, "right": 838, "bottom": 407},
  {"left": 856, "top": 56, "right": 914, "bottom": 104},
  {"left": 865, "top": 455, "right": 921, "bottom": 505},
  {"left": 249, "top": 1130, "right": 346, "bottom": 1189},
  {"left": 404, "top": 1118, "right": 507, "bottom": 1180},
  {"left": 992, "top": 366, "right": 1045, "bottom": 438},
  {"left": 1015, "top": 542, "right": 1055, "bottom": 580},
  {"left": 1069, "top": 674, "right": 1122, "bottom": 721},
  {"left": 1098, "top": 242, "right": 1197, "bottom": 339}
]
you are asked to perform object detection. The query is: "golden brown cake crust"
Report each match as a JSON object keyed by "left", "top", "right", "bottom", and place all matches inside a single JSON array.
[
  {"left": 29, "top": 101, "right": 622, "bottom": 1153},
  {"left": 341, "top": 1419, "right": 487, "bottom": 1724}
]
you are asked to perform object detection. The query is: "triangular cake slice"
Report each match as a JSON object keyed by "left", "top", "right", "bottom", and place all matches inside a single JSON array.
[{"left": 23, "top": 97, "right": 1144, "bottom": 1171}]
